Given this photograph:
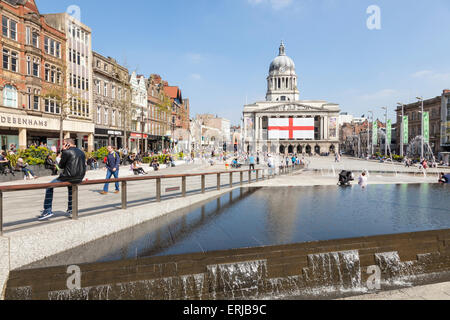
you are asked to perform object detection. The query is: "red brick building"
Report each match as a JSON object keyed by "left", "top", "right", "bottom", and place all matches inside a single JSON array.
[{"left": 0, "top": 0, "right": 69, "bottom": 150}]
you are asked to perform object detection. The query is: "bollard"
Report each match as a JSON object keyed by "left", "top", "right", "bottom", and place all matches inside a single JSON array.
[
  {"left": 248, "top": 170, "right": 252, "bottom": 184},
  {"left": 72, "top": 185, "right": 79, "bottom": 220},
  {"left": 256, "top": 170, "right": 259, "bottom": 182},
  {"left": 121, "top": 181, "right": 127, "bottom": 209},
  {"left": 217, "top": 173, "right": 221, "bottom": 190},
  {"left": 182, "top": 176, "right": 187, "bottom": 197},
  {"left": 0, "top": 191, "right": 3, "bottom": 236},
  {"left": 201, "top": 175, "right": 206, "bottom": 193},
  {"left": 156, "top": 178, "right": 161, "bottom": 202}
]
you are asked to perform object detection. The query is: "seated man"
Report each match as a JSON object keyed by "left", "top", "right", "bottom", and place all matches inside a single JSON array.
[
  {"left": 0, "top": 151, "right": 14, "bottom": 176},
  {"left": 151, "top": 159, "right": 160, "bottom": 171},
  {"left": 45, "top": 155, "right": 59, "bottom": 176},
  {"left": 438, "top": 173, "right": 449, "bottom": 184}
]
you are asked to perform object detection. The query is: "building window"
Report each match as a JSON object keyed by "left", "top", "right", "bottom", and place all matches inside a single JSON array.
[
  {"left": 2, "top": 16, "right": 17, "bottom": 41},
  {"left": 111, "top": 85, "right": 115, "bottom": 99},
  {"left": 33, "top": 90, "right": 40, "bottom": 111},
  {"left": 118, "top": 111, "right": 122, "bottom": 127},
  {"left": 96, "top": 81, "right": 101, "bottom": 94},
  {"left": 97, "top": 107, "right": 101, "bottom": 124},
  {"left": 3, "top": 85, "right": 18, "bottom": 108},
  {"left": 112, "top": 110, "right": 116, "bottom": 126},
  {"left": 32, "top": 30, "right": 39, "bottom": 48},
  {"left": 44, "top": 98, "right": 61, "bottom": 114},
  {"left": 104, "top": 83, "right": 108, "bottom": 97},
  {"left": 104, "top": 108, "right": 108, "bottom": 125},
  {"left": 33, "top": 58, "right": 40, "bottom": 77},
  {"left": 3, "top": 49, "right": 18, "bottom": 72},
  {"left": 44, "top": 37, "right": 61, "bottom": 58}
]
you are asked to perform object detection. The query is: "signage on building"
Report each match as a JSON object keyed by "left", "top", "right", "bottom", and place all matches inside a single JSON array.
[
  {"left": 130, "top": 133, "right": 148, "bottom": 139},
  {"left": 0, "top": 113, "right": 51, "bottom": 129}
]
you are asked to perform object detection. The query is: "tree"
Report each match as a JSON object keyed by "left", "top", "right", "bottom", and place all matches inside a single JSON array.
[{"left": 42, "top": 63, "right": 86, "bottom": 151}]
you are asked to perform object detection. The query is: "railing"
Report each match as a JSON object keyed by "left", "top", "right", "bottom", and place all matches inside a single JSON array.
[{"left": 0, "top": 165, "right": 303, "bottom": 236}]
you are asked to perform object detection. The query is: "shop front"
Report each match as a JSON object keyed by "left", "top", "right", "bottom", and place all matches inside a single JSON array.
[
  {"left": 129, "top": 133, "right": 148, "bottom": 154},
  {"left": 94, "top": 128, "right": 124, "bottom": 150},
  {"left": 0, "top": 111, "right": 95, "bottom": 152}
]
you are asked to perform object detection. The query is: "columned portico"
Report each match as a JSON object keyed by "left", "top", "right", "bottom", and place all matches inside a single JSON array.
[{"left": 243, "top": 42, "right": 340, "bottom": 155}]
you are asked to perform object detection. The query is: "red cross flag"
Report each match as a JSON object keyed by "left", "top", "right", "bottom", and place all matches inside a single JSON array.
[{"left": 268, "top": 118, "right": 315, "bottom": 140}]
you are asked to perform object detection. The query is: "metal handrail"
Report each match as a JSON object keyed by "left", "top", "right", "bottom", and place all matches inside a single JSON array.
[{"left": 0, "top": 165, "right": 302, "bottom": 236}]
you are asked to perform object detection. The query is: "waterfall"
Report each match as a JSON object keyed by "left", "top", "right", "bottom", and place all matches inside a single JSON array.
[
  {"left": 303, "top": 250, "right": 362, "bottom": 290},
  {"left": 375, "top": 252, "right": 418, "bottom": 284},
  {"left": 206, "top": 260, "right": 267, "bottom": 300}
]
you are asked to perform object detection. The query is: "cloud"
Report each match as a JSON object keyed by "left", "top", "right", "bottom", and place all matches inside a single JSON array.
[
  {"left": 247, "top": 0, "right": 293, "bottom": 10},
  {"left": 190, "top": 73, "right": 202, "bottom": 80},
  {"left": 412, "top": 70, "right": 450, "bottom": 81},
  {"left": 360, "top": 89, "right": 398, "bottom": 101},
  {"left": 186, "top": 53, "right": 203, "bottom": 64}
]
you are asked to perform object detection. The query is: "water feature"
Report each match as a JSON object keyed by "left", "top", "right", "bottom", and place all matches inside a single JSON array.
[{"left": 23, "top": 184, "right": 450, "bottom": 270}]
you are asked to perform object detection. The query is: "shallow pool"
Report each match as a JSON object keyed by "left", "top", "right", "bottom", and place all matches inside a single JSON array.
[{"left": 25, "top": 184, "right": 450, "bottom": 268}]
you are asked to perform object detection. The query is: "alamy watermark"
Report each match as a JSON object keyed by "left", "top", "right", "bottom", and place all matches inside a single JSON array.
[
  {"left": 366, "top": 265, "right": 381, "bottom": 290},
  {"left": 66, "top": 265, "right": 81, "bottom": 290},
  {"left": 367, "top": 5, "right": 381, "bottom": 30},
  {"left": 66, "top": 5, "right": 81, "bottom": 22}
]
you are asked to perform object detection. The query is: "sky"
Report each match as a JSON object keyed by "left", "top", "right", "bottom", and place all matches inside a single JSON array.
[{"left": 37, "top": 0, "right": 450, "bottom": 125}]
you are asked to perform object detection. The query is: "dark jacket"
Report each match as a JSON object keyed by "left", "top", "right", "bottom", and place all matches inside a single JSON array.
[
  {"left": 58, "top": 147, "right": 86, "bottom": 183},
  {"left": 106, "top": 151, "right": 120, "bottom": 171},
  {"left": 45, "top": 157, "right": 56, "bottom": 169}
]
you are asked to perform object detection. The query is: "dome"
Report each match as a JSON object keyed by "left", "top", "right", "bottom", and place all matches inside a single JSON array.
[{"left": 269, "top": 42, "right": 296, "bottom": 75}]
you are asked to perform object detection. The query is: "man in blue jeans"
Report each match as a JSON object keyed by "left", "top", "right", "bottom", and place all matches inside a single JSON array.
[
  {"left": 101, "top": 146, "right": 120, "bottom": 195},
  {"left": 39, "top": 139, "right": 86, "bottom": 221}
]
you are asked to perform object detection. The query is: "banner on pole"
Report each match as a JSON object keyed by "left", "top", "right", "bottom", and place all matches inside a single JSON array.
[
  {"left": 423, "top": 112, "right": 430, "bottom": 144},
  {"left": 403, "top": 116, "right": 409, "bottom": 144},
  {"left": 386, "top": 119, "right": 392, "bottom": 146},
  {"left": 372, "top": 122, "right": 378, "bottom": 146}
]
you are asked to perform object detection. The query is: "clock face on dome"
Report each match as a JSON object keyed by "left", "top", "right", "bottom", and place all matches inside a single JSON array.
[{"left": 280, "top": 67, "right": 286, "bottom": 72}]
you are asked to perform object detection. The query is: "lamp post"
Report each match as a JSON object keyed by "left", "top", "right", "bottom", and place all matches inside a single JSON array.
[
  {"left": 368, "top": 110, "right": 374, "bottom": 157},
  {"left": 397, "top": 102, "right": 405, "bottom": 157},
  {"left": 382, "top": 106, "right": 388, "bottom": 156},
  {"left": 416, "top": 97, "right": 424, "bottom": 160}
]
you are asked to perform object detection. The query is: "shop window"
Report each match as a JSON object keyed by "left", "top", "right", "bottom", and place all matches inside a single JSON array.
[{"left": 3, "top": 85, "right": 18, "bottom": 108}]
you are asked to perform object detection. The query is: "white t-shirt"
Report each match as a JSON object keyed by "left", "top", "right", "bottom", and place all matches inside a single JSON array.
[{"left": 358, "top": 175, "right": 368, "bottom": 187}]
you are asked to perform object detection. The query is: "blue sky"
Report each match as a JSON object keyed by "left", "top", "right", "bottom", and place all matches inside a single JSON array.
[{"left": 38, "top": 0, "right": 450, "bottom": 124}]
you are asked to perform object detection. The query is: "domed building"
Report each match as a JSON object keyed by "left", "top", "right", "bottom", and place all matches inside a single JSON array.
[{"left": 243, "top": 42, "right": 341, "bottom": 155}]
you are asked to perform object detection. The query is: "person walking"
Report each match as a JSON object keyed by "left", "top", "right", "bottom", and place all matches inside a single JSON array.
[
  {"left": 249, "top": 154, "right": 256, "bottom": 171},
  {"left": 39, "top": 139, "right": 86, "bottom": 220},
  {"left": 101, "top": 146, "right": 121, "bottom": 195}
]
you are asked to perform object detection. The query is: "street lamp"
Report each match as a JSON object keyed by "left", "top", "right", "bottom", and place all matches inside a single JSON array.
[
  {"left": 416, "top": 97, "right": 424, "bottom": 160},
  {"left": 397, "top": 102, "right": 405, "bottom": 157},
  {"left": 368, "top": 110, "right": 374, "bottom": 157},
  {"left": 382, "top": 106, "right": 388, "bottom": 156}
]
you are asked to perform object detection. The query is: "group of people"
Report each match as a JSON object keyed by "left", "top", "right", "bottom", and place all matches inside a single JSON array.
[{"left": 0, "top": 150, "right": 39, "bottom": 180}]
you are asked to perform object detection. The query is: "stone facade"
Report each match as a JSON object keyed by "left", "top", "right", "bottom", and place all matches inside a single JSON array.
[
  {"left": 92, "top": 51, "right": 130, "bottom": 150},
  {"left": 147, "top": 74, "right": 171, "bottom": 151},
  {"left": 129, "top": 71, "right": 147, "bottom": 153},
  {"left": 43, "top": 12, "right": 95, "bottom": 151},
  {"left": 243, "top": 42, "right": 340, "bottom": 155},
  {"left": 395, "top": 92, "right": 445, "bottom": 156}
]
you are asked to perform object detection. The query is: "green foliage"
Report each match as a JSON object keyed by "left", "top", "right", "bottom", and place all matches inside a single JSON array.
[
  {"left": 93, "top": 147, "right": 109, "bottom": 160},
  {"left": 8, "top": 146, "right": 53, "bottom": 167},
  {"left": 177, "top": 152, "right": 184, "bottom": 159},
  {"left": 142, "top": 155, "right": 171, "bottom": 164}
]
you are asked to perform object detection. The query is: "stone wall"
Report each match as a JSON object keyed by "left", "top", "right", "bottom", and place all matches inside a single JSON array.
[
  {"left": 5, "top": 229, "right": 450, "bottom": 300},
  {"left": 0, "top": 237, "right": 9, "bottom": 300}
]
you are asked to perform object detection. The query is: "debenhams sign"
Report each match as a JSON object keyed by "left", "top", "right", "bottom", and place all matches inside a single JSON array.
[{"left": 0, "top": 112, "right": 59, "bottom": 130}]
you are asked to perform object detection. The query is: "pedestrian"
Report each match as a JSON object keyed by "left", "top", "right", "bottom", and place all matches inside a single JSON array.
[
  {"left": 39, "top": 139, "right": 86, "bottom": 220},
  {"left": 358, "top": 171, "right": 368, "bottom": 188},
  {"left": 249, "top": 154, "right": 256, "bottom": 171},
  {"left": 101, "top": 146, "right": 121, "bottom": 195}
]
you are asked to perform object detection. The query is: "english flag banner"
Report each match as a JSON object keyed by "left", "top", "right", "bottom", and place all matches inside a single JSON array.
[{"left": 268, "top": 118, "right": 315, "bottom": 140}]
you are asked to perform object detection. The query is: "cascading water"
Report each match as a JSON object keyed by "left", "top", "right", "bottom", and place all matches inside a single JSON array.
[{"left": 206, "top": 260, "right": 268, "bottom": 300}]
